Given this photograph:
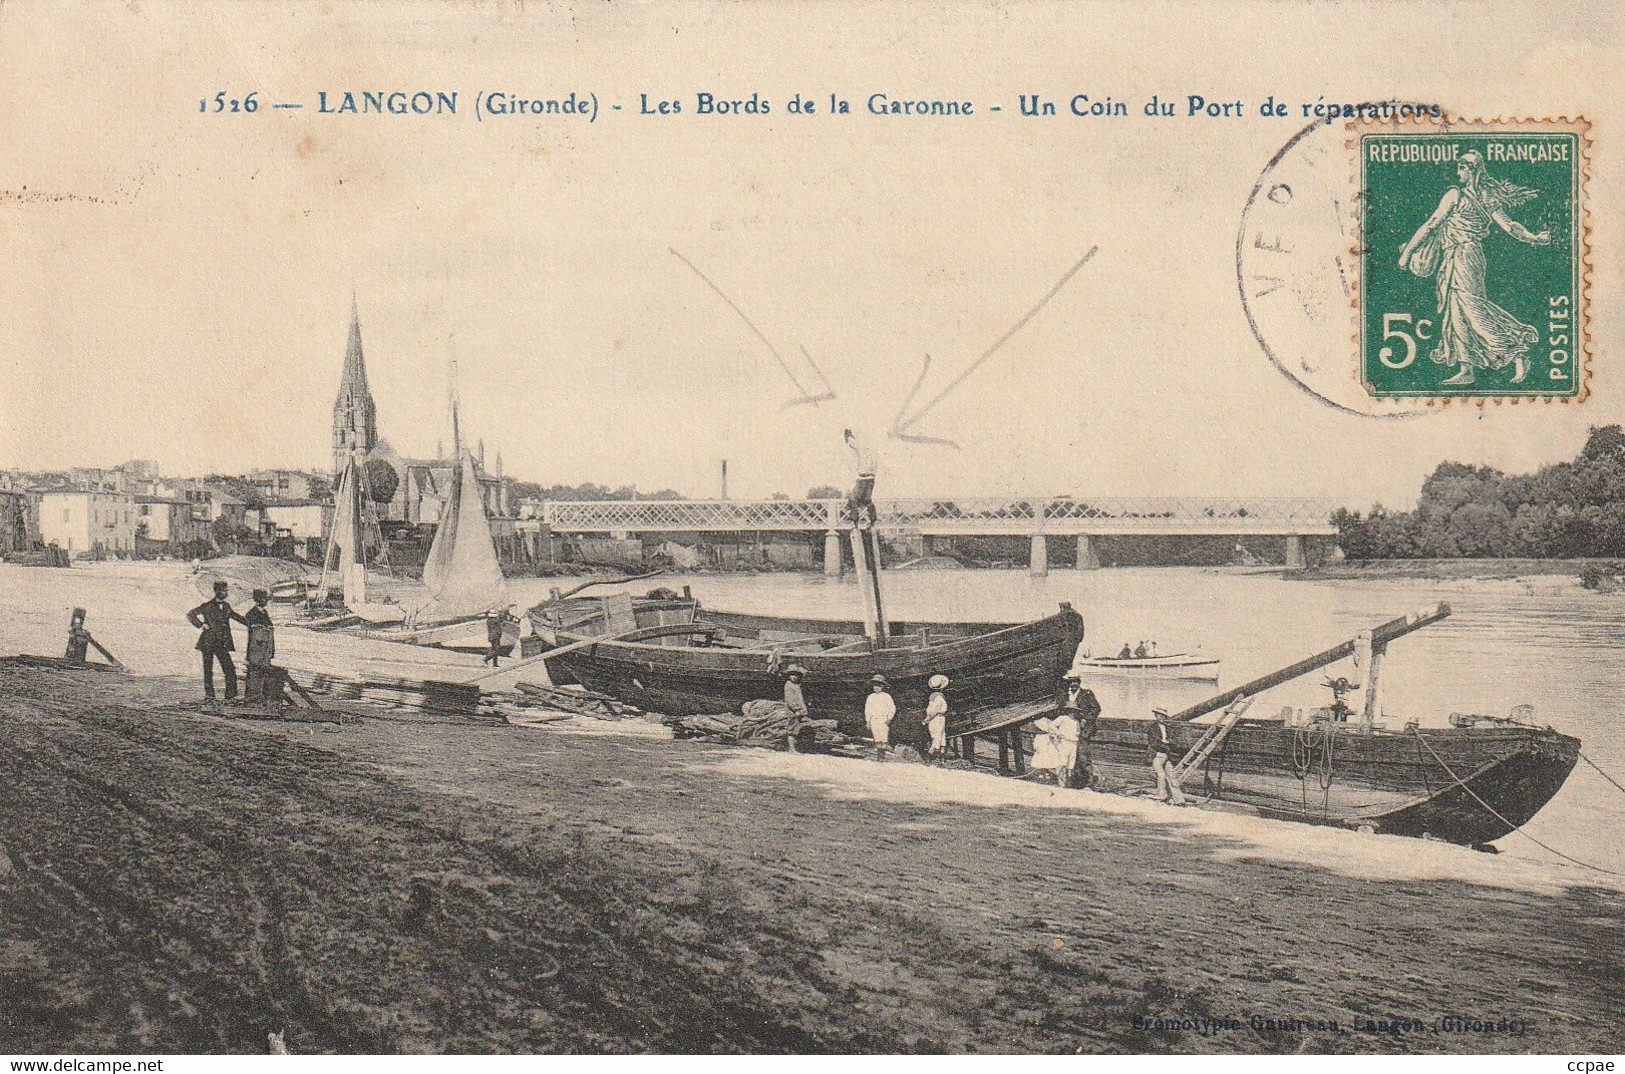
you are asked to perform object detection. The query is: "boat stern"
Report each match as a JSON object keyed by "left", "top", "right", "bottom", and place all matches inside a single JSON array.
[{"left": 1368, "top": 726, "right": 1581, "bottom": 844}]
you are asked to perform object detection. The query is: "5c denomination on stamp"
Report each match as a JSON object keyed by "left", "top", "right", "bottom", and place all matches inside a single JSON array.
[{"left": 1359, "top": 117, "right": 1589, "bottom": 401}]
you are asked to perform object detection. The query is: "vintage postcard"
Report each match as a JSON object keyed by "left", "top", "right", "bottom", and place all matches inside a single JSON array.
[{"left": 2, "top": 0, "right": 1623, "bottom": 1063}]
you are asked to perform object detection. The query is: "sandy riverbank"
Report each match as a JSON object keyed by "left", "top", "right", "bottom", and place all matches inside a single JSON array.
[
  {"left": 1295, "top": 559, "right": 1615, "bottom": 596},
  {"left": 1, "top": 666, "right": 1621, "bottom": 1054}
]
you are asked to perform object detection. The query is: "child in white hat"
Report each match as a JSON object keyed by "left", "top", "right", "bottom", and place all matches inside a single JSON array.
[
  {"left": 865, "top": 674, "right": 895, "bottom": 748},
  {"left": 924, "top": 674, "right": 950, "bottom": 756}
]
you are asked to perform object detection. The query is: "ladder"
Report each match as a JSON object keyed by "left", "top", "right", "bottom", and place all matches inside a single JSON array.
[{"left": 1171, "top": 696, "right": 1253, "bottom": 786}]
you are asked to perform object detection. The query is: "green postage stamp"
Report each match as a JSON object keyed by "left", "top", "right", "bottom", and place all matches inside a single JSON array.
[{"left": 1359, "top": 118, "right": 1589, "bottom": 401}]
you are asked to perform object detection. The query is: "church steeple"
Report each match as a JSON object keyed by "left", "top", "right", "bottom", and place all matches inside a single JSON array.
[{"left": 332, "top": 293, "right": 379, "bottom": 476}]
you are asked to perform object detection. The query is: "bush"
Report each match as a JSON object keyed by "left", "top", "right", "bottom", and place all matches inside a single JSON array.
[{"left": 1336, "top": 427, "right": 1625, "bottom": 559}]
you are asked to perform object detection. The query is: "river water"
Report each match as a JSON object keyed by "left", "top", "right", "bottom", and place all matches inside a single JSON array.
[
  {"left": 512, "top": 566, "right": 1625, "bottom": 876},
  {"left": 3, "top": 562, "right": 1621, "bottom": 876}
]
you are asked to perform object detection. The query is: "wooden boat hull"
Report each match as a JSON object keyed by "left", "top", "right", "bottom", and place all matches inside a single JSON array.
[
  {"left": 1072, "top": 716, "right": 1579, "bottom": 845},
  {"left": 344, "top": 616, "right": 519, "bottom": 656},
  {"left": 545, "top": 605, "right": 1086, "bottom": 746}
]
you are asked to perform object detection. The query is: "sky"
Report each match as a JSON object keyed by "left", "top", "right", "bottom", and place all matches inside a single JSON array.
[{"left": 1, "top": 1, "right": 1620, "bottom": 509}]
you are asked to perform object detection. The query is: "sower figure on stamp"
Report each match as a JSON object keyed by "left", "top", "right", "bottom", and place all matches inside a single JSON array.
[
  {"left": 1399, "top": 150, "right": 1550, "bottom": 386},
  {"left": 187, "top": 580, "right": 247, "bottom": 704},
  {"left": 1146, "top": 706, "right": 1188, "bottom": 806}
]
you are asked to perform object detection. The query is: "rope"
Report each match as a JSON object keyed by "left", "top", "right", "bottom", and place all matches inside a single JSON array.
[
  {"left": 1409, "top": 729, "right": 1620, "bottom": 876},
  {"left": 1291, "top": 723, "right": 1336, "bottom": 815},
  {"left": 1579, "top": 752, "right": 1625, "bottom": 797}
]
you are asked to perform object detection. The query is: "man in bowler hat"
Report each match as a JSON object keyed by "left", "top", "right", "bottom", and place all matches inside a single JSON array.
[{"left": 187, "top": 580, "right": 247, "bottom": 702}]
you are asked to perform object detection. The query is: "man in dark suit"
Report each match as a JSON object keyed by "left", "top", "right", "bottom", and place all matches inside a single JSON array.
[
  {"left": 1060, "top": 673, "right": 1102, "bottom": 788},
  {"left": 187, "top": 580, "right": 247, "bottom": 701}
]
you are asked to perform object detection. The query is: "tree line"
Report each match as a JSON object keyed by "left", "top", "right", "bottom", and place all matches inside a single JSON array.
[{"left": 1334, "top": 425, "right": 1625, "bottom": 559}]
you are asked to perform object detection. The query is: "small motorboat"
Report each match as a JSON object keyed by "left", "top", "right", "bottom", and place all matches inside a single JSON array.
[{"left": 1070, "top": 651, "right": 1220, "bottom": 680}]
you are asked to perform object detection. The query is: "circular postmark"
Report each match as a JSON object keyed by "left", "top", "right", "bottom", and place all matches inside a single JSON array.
[{"left": 1236, "top": 116, "right": 1417, "bottom": 418}]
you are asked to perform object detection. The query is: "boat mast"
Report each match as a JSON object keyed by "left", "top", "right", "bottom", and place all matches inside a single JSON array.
[
  {"left": 843, "top": 430, "right": 889, "bottom": 646},
  {"left": 449, "top": 355, "right": 463, "bottom": 460}
]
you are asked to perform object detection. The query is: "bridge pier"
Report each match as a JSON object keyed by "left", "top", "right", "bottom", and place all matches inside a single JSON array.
[
  {"left": 1284, "top": 534, "right": 1305, "bottom": 570},
  {"left": 1029, "top": 534, "right": 1048, "bottom": 577},
  {"left": 823, "top": 530, "right": 842, "bottom": 577},
  {"left": 1075, "top": 534, "right": 1100, "bottom": 570}
]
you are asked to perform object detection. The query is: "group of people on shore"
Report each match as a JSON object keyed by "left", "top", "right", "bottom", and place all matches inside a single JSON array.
[
  {"left": 780, "top": 662, "right": 1192, "bottom": 805},
  {"left": 778, "top": 663, "right": 953, "bottom": 757},
  {"left": 185, "top": 584, "right": 1193, "bottom": 806},
  {"left": 185, "top": 581, "right": 281, "bottom": 705}
]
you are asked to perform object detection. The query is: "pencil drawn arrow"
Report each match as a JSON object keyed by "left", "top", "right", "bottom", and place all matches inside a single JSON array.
[
  {"left": 670, "top": 247, "right": 834, "bottom": 410},
  {"left": 890, "top": 247, "right": 1098, "bottom": 445},
  {"left": 780, "top": 345, "right": 838, "bottom": 411},
  {"left": 889, "top": 354, "right": 961, "bottom": 449}
]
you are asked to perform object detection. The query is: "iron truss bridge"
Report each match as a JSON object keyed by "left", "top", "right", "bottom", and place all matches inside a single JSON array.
[{"left": 542, "top": 497, "right": 1339, "bottom": 536}]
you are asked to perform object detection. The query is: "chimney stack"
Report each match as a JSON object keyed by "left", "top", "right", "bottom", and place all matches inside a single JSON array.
[{"left": 719, "top": 459, "right": 729, "bottom": 500}]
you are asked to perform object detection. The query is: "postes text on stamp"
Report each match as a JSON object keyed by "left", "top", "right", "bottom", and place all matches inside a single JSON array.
[{"left": 1359, "top": 118, "right": 1588, "bottom": 401}]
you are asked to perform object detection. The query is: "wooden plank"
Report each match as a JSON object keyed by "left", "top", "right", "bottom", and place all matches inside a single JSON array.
[
  {"left": 86, "top": 635, "right": 124, "bottom": 669},
  {"left": 282, "top": 671, "right": 323, "bottom": 711},
  {"left": 2, "top": 655, "right": 126, "bottom": 674}
]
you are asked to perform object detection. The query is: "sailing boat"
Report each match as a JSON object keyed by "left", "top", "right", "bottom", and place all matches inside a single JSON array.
[
  {"left": 401, "top": 440, "right": 515, "bottom": 643},
  {"left": 309, "top": 399, "right": 519, "bottom": 657},
  {"left": 312, "top": 449, "right": 393, "bottom": 618}
]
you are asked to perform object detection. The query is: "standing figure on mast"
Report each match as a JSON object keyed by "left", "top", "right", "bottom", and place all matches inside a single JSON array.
[
  {"left": 842, "top": 428, "right": 878, "bottom": 527},
  {"left": 841, "top": 428, "right": 889, "bottom": 646}
]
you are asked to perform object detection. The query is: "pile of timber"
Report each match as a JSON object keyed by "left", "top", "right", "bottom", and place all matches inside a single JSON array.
[
  {"left": 302, "top": 672, "right": 512, "bottom": 723},
  {"left": 670, "top": 699, "right": 848, "bottom": 751},
  {"left": 512, "top": 681, "right": 646, "bottom": 720},
  {"left": 3, "top": 548, "right": 70, "bottom": 568}
]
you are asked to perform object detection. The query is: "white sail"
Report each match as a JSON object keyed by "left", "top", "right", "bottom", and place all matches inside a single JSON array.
[
  {"left": 417, "top": 449, "right": 508, "bottom": 622},
  {"left": 320, "top": 455, "right": 368, "bottom": 608}
]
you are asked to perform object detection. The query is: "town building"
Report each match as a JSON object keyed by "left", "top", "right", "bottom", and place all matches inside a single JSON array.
[
  {"left": 263, "top": 501, "right": 333, "bottom": 542},
  {"left": 64, "top": 461, "right": 162, "bottom": 495},
  {"left": 367, "top": 441, "right": 512, "bottom": 529},
  {"left": 39, "top": 489, "right": 138, "bottom": 556},
  {"left": 247, "top": 468, "right": 324, "bottom": 503},
  {"left": 161, "top": 480, "right": 248, "bottom": 529},
  {"left": 135, "top": 495, "right": 210, "bottom": 552}
]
